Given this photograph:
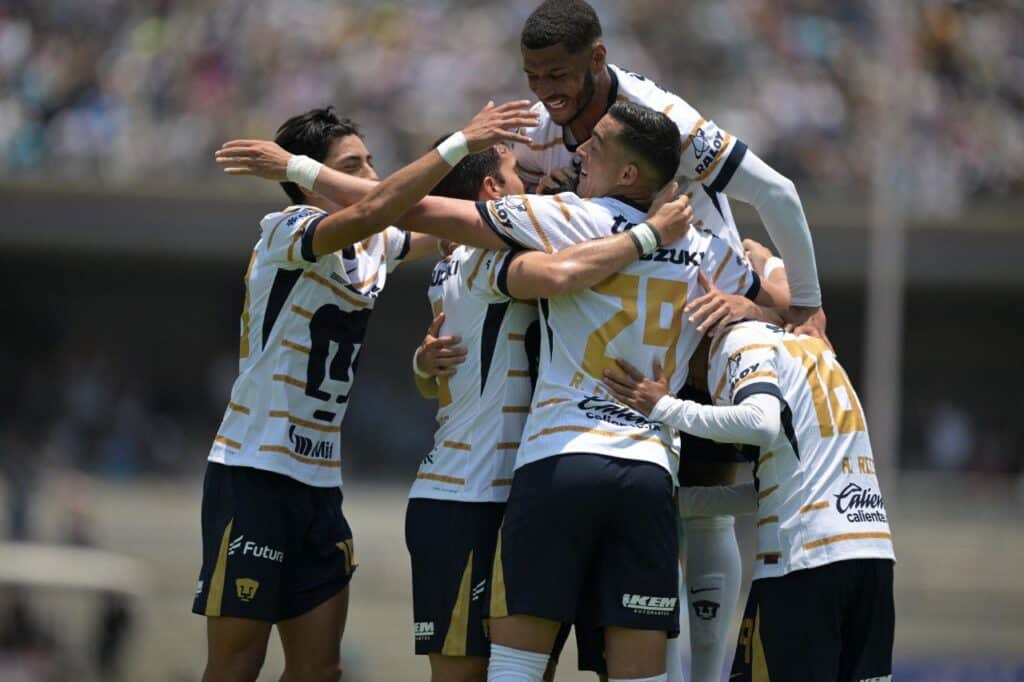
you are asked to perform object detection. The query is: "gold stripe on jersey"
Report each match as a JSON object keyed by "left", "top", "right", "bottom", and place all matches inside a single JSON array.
[
  {"left": 441, "top": 551, "right": 474, "bottom": 657},
  {"left": 711, "top": 249, "right": 733, "bottom": 284},
  {"left": 757, "top": 484, "right": 779, "bottom": 501},
  {"left": 349, "top": 255, "right": 385, "bottom": 291},
  {"left": 443, "top": 440, "right": 472, "bottom": 451},
  {"left": 268, "top": 411, "right": 341, "bottom": 433},
  {"left": 491, "top": 478, "right": 513, "bottom": 487},
  {"left": 527, "top": 138, "right": 562, "bottom": 152},
  {"left": 507, "top": 370, "right": 531, "bottom": 378},
  {"left": 757, "top": 451, "right": 774, "bottom": 465},
  {"left": 738, "top": 271, "right": 748, "bottom": 294},
  {"left": 710, "top": 344, "right": 777, "bottom": 399},
  {"left": 227, "top": 402, "right": 250, "bottom": 415},
  {"left": 662, "top": 103, "right": 675, "bottom": 115},
  {"left": 282, "top": 339, "right": 311, "bottom": 354},
  {"left": 732, "top": 371, "right": 780, "bottom": 395},
  {"left": 553, "top": 194, "right": 572, "bottom": 222},
  {"left": 465, "top": 249, "right": 489, "bottom": 291},
  {"left": 535, "top": 397, "right": 569, "bottom": 408},
  {"left": 490, "top": 533, "right": 509, "bottom": 618},
  {"left": 239, "top": 250, "right": 258, "bottom": 360},
  {"left": 303, "top": 271, "right": 369, "bottom": 309},
  {"left": 508, "top": 333, "right": 527, "bottom": 341},
  {"left": 259, "top": 444, "right": 341, "bottom": 468},
  {"left": 803, "top": 531, "right": 892, "bottom": 551},
  {"left": 680, "top": 118, "right": 706, "bottom": 153},
  {"left": 272, "top": 374, "right": 307, "bottom": 390},
  {"left": 502, "top": 406, "right": 531, "bottom": 414},
  {"left": 286, "top": 222, "right": 306, "bottom": 262},
  {"left": 496, "top": 442, "right": 520, "bottom": 450},
  {"left": 800, "top": 500, "right": 830, "bottom": 513},
  {"left": 695, "top": 133, "right": 734, "bottom": 182},
  {"left": 205, "top": 518, "right": 233, "bottom": 616},
  {"left": 416, "top": 472, "right": 465, "bottom": 485},
  {"left": 526, "top": 424, "right": 666, "bottom": 447},
  {"left": 522, "top": 196, "right": 554, "bottom": 253},
  {"left": 756, "top": 515, "right": 779, "bottom": 527},
  {"left": 291, "top": 304, "right": 314, "bottom": 320},
  {"left": 214, "top": 435, "right": 241, "bottom": 449}
]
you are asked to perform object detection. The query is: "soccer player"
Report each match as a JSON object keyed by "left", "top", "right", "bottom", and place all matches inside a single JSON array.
[
  {"left": 193, "top": 100, "right": 536, "bottom": 682},
  {"left": 512, "top": 4, "right": 827, "bottom": 677},
  {"left": 602, "top": 320, "right": 896, "bottom": 682},
  {"left": 407, "top": 141, "right": 693, "bottom": 682}
]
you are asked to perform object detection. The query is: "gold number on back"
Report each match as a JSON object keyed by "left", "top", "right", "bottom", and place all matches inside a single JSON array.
[{"left": 782, "top": 337, "right": 865, "bottom": 437}]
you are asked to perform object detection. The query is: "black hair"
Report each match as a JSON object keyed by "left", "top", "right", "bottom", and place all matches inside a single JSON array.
[
  {"left": 428, "top": 133, "right": 504, "bottom": 201},
  {"left": 521, "top": 0, "right": 602, "bottom": 54},
  {"left": 606, "top": 101, "right": 681, "bottom": 189},
  {"left": 274, "top": 106, "right": 360, "bottom": 204}
]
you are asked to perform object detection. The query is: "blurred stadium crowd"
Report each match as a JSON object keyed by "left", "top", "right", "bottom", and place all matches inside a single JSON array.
[{"left": 0, "top": 0, "right": 1022, "bottom": 210}]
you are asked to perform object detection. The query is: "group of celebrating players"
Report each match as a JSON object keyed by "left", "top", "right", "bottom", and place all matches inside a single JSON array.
[{"left": 192, "top": 2, "right": 895, "bottom": 681}]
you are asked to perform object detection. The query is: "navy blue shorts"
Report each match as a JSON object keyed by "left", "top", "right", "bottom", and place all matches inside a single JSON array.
[
  {"left": 192, "top": 462, "right": 356, "bottom": 622},
  {"left": 489, "top": 453, "right": 679, "bottom": 633},
  {"left": 731, "top": 559, "right": 895, "bottom": 682},
  {"left": 405, "top": 498, "right": 505, "bottom": 657}
]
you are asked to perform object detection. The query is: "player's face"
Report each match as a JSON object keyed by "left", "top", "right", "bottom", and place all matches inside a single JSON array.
[
  {"left": 324, "top": 134, "right": 378, "bottom": 181},
  {"left": 522, "top": 44, "right": 596, "bottom": 126},
  {"left": 576, "top": 115, "right": 628, "bottom": 198}
]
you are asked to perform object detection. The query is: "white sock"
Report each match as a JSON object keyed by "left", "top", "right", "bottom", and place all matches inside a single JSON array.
[
  {"left": 665, "top": 561, "right": 687, "bottom": 682},
  {"left": 609, "top": 675, "right": 669, "bottom": 682},
  {"left": 487, "top": 644, "right": 549, "bottom": 682},
  {"left": 683, "top": 516, "right": 742, "bottom": 682}
]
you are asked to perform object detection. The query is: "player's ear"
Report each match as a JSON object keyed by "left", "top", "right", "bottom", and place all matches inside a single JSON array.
[
  {"left": 590, "top": 40, "right": 606, "bottom": 73},
  {"left": 481, "top": 175, "right": 504, "bottom": 201},
  {"left": 619, "top": 161, "right": 639, "bottom": 188}
]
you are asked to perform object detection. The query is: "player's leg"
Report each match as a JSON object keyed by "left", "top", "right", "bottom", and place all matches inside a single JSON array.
[
  {"left": 406, "top": 498, "right": 505, "bottom": 682},
  {"left": 664, "top": 563, "right": 685, "bottom": 682},
  {"left": 487, "top": 456, "right": 607, "bottom": 681},
  {"left": 837, "top": 559, "right": 895, "bottom": 682},
  {"left": 277, "top": 586, "right": 349, "bottom": 682},
  {"left": 599, "top": 458, "right": 678, "bottom": 680},
  {"left": 193, "top": 463, "right": 291, "bottom": 681},
  {"left": 276, "top": 485, "right": 358, "bottom": 681}
]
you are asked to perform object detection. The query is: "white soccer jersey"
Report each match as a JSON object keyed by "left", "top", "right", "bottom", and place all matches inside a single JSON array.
[
  {"left": 410, "top": 246, "right": 538, "bottom": 503},
  {"left": 513, "top": 63, "right": 748, "bottom": 254},
  {"left": 477, "top": 191, "right": 759, "bottom": 476},
  {"left": 707, "top": 321, "right": 895, "bottom": 580},
  {"left": 208, "top": 205, "right": 410, "bottom": 488}
]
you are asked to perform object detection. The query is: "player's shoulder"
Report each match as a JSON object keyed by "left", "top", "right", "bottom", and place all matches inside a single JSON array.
[
  {"left": 610, "top": 64, "right": 700, "bottom": 123},
  {"left": 717, "top": 321, "right": 785, "bottom": 357},
  {"left": 259, "top": 204, "right": 324, "bottom": 232}
]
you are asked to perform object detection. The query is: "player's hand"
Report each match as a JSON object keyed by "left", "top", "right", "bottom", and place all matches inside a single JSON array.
[
  {"left": 603, "top": 358, "right": 670, "bottom": 416},
  {"left": 742, "top": 238, "right": 774, "bottom": 275},
  {"left": 785, "top": 306, "right": 832, "bottom": 348},
  {"left": 215, "top": 140, "right": 291, "bottom": 180},
  {"left": 685, "top": 271, "right": 759, "bottom": 337},
  {"left": 645, "top": 181, "right": 691, "bottom": 245},
  {"left": 536, "top": 166, "right": 578, "bottom": 195},
  {"left": 416, "top": 313, "right": 467, "bottom": 378},
  {"left": 461, "top": 100, "right": 538, "bottom": 153}
]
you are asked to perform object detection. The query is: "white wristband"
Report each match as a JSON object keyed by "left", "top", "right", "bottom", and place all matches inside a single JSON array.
[
  {"left": 763, "top": 256, "right": 785, "bottom": 279},
  {"left": 412, "top": 348, "right": 432, "bottom": 380},
  {"left": 436, "top": 131, "right": 470, "bottom": 166},
  {"left": 629, "top": 222, "right": 660, "bottom": 256},
  {"left": 286, "top": 155, "right": 322, "bottom": 190}
]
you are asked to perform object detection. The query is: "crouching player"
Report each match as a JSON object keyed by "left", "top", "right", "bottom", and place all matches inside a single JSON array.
[{"left": 603, "top": 318, "right": 895, "bottom": 681}]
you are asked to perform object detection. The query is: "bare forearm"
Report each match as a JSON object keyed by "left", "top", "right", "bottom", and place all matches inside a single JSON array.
[
  {"left": 397, "top": 197, "right": 509, "bottom": 250},
  {"left": 507, "top": 231, "right": 638, "bottom": 299}
]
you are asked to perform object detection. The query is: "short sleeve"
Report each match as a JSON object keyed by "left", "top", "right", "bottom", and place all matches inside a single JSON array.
[
  {"left": 703, "top": 238, "right": 760, "bottom": 301},
  {"left": 676, "top": 114, "right": 748, "bottom": 192},
  {"left": 259, "top": 206, "right": 325, "bottom": 266},
  {"left": 382, "top": 226, "right": 411, "bottom": 272},
  {"left": 475, "top": 193, "right": 599, "bottom": 253},
  {"left": 708, "top": 325, "right": 781, "bottom": 407},
  {"left": 460, "top": 248, "right": 515, "bottom": 303}
]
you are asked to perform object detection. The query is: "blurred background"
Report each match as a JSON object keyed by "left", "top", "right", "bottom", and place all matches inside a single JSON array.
[{"left": 0, "top": 0, "right": 1021, "bottom": 680}]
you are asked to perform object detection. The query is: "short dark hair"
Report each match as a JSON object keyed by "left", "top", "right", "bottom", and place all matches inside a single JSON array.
[
  {"left": 606, "top": 101, "right": 681, "bottom": 189},
  {"left": 274, "top": 106, "right": 360, "bottom": 204},
  {"left": 428, "top": 133, "right": 504, "bottom": 201},
  {"left": 521, "top": 0, "right": 602, "bottom": 54}
]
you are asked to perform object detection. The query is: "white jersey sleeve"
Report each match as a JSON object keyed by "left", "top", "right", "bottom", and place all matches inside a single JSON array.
[
  {"left": 707, "top": 322, "right": 781, "bottom": 406},
  {"left": 461, "top": 248, "right": 516, "bottom": 303},
  {"left": 382, "top": 226, "right": 411, "bottom": 272},
  {"left": 476, "top": 192, "right": 604, "bottom": 253},
  {"left": 259, "top": 205, "right": 324, "bottom": 266}
]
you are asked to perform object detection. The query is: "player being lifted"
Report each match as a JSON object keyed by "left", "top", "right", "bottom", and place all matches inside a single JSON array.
[
  {"left": 407, "top": 141, "right": 693, "bottom": 682},
  {"left": 194, "top": 100, "right": 537, "bottom": 682},
  {"left": 511, "top": 3, "right": 826, "bottom": 678},
  {"left": 604, "top": 306, "right": 895, "bottom": 682}
]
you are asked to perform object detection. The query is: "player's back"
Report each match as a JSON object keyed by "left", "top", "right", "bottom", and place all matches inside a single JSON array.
[
  {"left": 708, "top": 321, "right": 895, "bottom": 579},
  {"left": 410, "top": 246, "right": 538, "bottom": 502}
]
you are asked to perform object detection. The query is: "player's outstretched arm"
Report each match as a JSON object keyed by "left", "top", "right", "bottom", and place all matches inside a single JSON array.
[
  {"left": 215, "top": 101, "right": 538, "bottom": 256},
  {"left": 505, "top": 183, "right": 691, "bottom": 299}
]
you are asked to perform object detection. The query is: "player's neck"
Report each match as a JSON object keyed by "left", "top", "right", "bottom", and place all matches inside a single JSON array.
[{"left": 567, "top": 68, "right": 612, "bottom": 144}]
